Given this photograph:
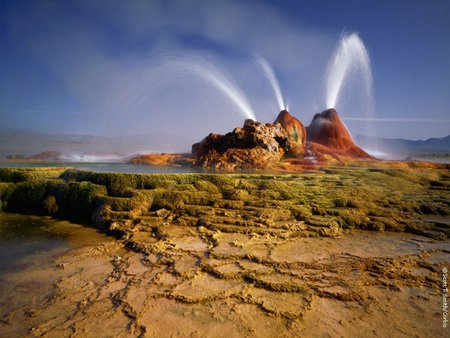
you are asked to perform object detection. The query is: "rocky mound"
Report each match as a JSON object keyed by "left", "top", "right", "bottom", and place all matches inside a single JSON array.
[
  {"left": 274, "top": 110, "right": 306, "bottom": 146},
  {"left": 192, "top": 119, "right": 290, "bottom": 169},
  {"left": 306, "top": 109, "right": 373, "bottom": 159}
]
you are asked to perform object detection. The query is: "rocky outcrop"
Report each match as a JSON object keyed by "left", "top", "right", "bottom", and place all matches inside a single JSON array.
[
  {"left": 306, "top": 109, "right": 373, "bottom": 159},
  {"left": 192, "top": 119, "right": 290, "bottom": 169},
  {"left": 274, "top": 110, "right": 306, "bottom": 146}
]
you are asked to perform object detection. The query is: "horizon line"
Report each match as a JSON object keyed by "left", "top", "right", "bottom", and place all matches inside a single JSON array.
[{"left": 342, "top": 117, "right": 450, "bottom": 123}]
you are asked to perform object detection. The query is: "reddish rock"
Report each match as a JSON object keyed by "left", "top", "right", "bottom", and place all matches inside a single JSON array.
[
  {"left": 274, "top": 110, "right": 306, "bottom": 146},
  {"left": 129, "top": 153, "right": 192, "bottom": 166},
  {"left": 192, "top": 119, "right": 291, "bottom": 169},
  {"left": 306, "top": 109, "right": 373, "bottom": 159},
  {"left": 306, "top": 109, "right": 353, "bottom": 148}
]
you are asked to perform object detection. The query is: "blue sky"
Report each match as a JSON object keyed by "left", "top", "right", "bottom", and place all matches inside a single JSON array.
[{"left": 1, "top": 0, "right": 449, "bottom": 143}]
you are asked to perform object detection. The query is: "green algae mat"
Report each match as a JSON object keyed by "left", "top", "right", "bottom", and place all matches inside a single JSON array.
[{"left": 1, "top": 166, "right": 448, "bottom": 239}]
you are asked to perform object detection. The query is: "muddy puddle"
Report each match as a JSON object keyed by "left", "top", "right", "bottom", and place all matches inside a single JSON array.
[{"left": 0, "top": 213, "right": 117, "bottom": 337}]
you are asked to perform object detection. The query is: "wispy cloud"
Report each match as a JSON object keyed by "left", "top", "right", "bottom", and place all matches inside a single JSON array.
[
  {"left": 23, "top": 110, "right": 91, "bottom": 116},
  {"left": 1, "top": 0, "right": 335, "bottom": 141}
]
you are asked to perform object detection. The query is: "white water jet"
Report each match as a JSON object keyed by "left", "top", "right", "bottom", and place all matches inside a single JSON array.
[
  {"left": 168, "top": 56, "right": 256, "bottom": 121},
  {"left": 325, "top": 32, "right": 373, "bottom": 110},
  {"left": 99, "top": 53, "right": 256, "bottom": 138},
  {"left": 254, "top": 55, "right": 286, "bottom": 111},
  {"left": 324, "top": 32, "right": 376, "bottom": 151}
]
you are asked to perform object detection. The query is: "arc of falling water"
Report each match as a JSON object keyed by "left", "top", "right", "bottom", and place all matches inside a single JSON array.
[
  {"left": 254, "top": 55, "right": 286, "bottom": 111},
  {"left": 168, "top": 55, "right": 256, "bottom": 121},
  {"left": 325, "top": 32, "right": 373, "bottom": 110}
]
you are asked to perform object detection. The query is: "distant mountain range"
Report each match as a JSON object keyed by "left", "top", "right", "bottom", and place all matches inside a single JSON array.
[
  {"left": 355, "top": 134, "right": 450, "bottom": 158},
  {"left": 0, "top": 127, "right": 195, "bottom": 159}
]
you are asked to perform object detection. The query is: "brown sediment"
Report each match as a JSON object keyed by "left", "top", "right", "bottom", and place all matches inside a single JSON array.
[
  {"left": 129, "top": 153, "right": 193, "bottom": 166},
  {"left": 0, "top": 166, "right": 449, "bottom": 337}
]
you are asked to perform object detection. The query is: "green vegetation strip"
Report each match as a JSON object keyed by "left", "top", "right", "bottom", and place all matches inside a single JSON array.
[{"left": 0, "top": 167, "right": 449, "bottom": 239}]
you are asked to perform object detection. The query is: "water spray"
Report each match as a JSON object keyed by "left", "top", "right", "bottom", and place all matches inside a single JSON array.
[
  {"left": 325, "top": 32, "right": 373, "bottom": 110},
  {"left": 168, "top": 56, "right": 256, "bottom": 121},
  {"left": 254, "top": 55, "right": 286, "bottom": 111}
]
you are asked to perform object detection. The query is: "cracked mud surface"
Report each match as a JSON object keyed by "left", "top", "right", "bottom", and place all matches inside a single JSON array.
[{"left": 1, "top": 217, "right": 448, "bottom": 337}]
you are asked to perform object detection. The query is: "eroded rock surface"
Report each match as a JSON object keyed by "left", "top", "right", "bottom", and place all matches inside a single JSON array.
[
  {"left": 274, "top": 110, "right": 306, "bottom": 146},
  {"left": 192, "top": 119, "right": 291, "bottom": 169}
]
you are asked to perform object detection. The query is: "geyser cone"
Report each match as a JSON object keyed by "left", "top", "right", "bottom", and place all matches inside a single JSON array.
[
  {"left": 274, "top": 110, "right": 306, "bottom": 146},
  {"left": 306, "top": 109, "right": 354, "bottom": 149},
  {"left": 306, "top": 108, "right": 373, "bottom": 159}
]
